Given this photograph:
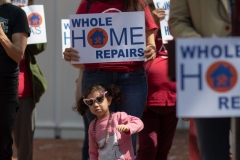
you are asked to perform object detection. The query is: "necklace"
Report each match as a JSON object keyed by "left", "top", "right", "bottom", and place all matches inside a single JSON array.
[{"left": 93, "top": 112, "right": 112, "bottom": 149}]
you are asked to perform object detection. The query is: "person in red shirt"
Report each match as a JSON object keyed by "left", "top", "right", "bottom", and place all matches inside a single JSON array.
[
  {"left": 137, "top": 1, "right": 178, "bottom": 160},
  {"left": 63, "top": 0, "right": 157, "bottom": 158}
]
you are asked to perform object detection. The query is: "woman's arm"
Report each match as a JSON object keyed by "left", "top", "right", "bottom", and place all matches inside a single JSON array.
[
  {"left": 144, "top": 29, "right": 156, "bottom": 61},
  {"left": 0, "top": 25, "right": 28, "bottom": 63}
]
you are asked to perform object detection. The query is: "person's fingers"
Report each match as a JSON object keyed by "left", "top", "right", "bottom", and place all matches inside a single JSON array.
[
  {"left": 117, "top": 125, "right": 129, "bottom": 132},
  {"left": 64, "top": 54, "right": 79, "bottom": 61},
  {"left": 153, "top": 8, "right": 166, "bottom": 20},
  {"left": 153, "top": 9, "right": 165, "bottom": 14},
  {"left": 70, "top": 52, "right": 80, "bottom": 59},
  {"left": 155, "top": 8, "right": 165, "bottom": 13},
  {"left": 0, "top": 24, "right": 3, "bottom": 33},
  {"left": 63, "top": 51, "right": 71, "bottom": 61},
  {"left": 122, "top": 126, "right": 129, "bottom": 132},
  {"left": 65, "top": 47, "right": 78, "bottom": 53},
  {"left": 117, "top": 126, "right": 121, "bottom": 132},
  {"left": 63, "top": 48, "right": 79, "bottom": 62},
  {"left": 144, "top": 46, "right": 156, "bottom": 61},
  {"left": 0, "top": 25, "right": 5, "bottom": 43},
  {"left": 145, "top": 55, "right": 156, "bottom": 61},
  {"left": 120, "top": 126, "right": 124, "bottom": 131},
  {"left": 117, "top": 125, "right": 126, "bottom": 132}
]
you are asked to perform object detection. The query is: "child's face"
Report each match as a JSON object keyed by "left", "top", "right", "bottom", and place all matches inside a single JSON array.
[{"left": 85, "top": 90, "right": 112, "bottom": 119}]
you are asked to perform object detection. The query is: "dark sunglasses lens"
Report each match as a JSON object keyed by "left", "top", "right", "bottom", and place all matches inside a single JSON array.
[
  {"left": 86, "top": 99, "right": 94, "bottom": 106},
  {"left": 96, "top": 95, "right": 104, "bottom": 103}
]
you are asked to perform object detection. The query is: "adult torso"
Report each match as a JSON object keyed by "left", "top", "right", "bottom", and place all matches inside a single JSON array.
[
  {"left": 0, "top": 3, "right": 30, "bottom": 78},
  {"left": 187, "top": 0, "right": 231, "bottom": 37}
]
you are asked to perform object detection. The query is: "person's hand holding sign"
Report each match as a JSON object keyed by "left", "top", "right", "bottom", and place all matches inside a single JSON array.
[
  {"left": 143, "top": 45, "right": 156, "bottom": 61},
  {"left": 152, "top": 8, "right": 166, "bottom": 21},
  {"left": 63, "top": 47, "right": 84, "bottom": 68},
  {"left": 144, "top": 27, "right": 157, "bottom": 61},
  {"left": 63, "top": 47, "right": 79, "bottom": 61}
]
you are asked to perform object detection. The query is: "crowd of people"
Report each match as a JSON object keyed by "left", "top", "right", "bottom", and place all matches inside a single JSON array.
[{"left": 0, "top": 0, "right": 237, "bottom": 159}]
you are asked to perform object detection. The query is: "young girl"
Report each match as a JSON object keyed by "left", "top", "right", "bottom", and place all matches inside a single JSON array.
[{"left": 76, "top": 84, "right": 144, "bottom": 160}]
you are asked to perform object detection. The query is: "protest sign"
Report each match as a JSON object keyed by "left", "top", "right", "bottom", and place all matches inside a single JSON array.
[
  {"left": 69, "top": 12, "right": 146, "bottom": 64},
  {"left": 176, "top": 37, "right": 240, "bottom": 117},
  {"left": 61, "top": 19, "right": 70, "bottom": 58},
  {"left": 153, "top": 0, "right": 173, "bottom": 44},
  {"left": 22, "top": 5, "right": 47, "bottom": 44}
]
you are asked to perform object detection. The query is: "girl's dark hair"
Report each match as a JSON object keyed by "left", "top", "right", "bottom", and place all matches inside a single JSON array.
[
  {"left": 74, "top": 84, "right": 123, "bottom": 115},
  {"left": 87, "top": 0, "right": 144, "bottom": 11}
]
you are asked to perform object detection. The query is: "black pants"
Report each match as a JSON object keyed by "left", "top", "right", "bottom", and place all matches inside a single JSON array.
[
  {"left": 0, "top": 77, "right": 18, "bottom": 160},
  {"left": 194, "top": 118, "right": 231, "bottom": 160}
]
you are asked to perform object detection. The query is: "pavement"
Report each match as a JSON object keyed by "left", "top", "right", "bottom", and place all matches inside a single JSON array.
[{"left": 12, "top": 129, "right": 189, "bottom": 160}]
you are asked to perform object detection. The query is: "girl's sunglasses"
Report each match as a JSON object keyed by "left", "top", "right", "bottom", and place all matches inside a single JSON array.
[{"left": 83, "top": 91, "right": 107, "bottom": 107}]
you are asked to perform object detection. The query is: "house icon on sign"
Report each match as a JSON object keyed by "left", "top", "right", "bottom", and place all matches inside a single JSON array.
[
  {"left": 29, "top": 14, "right": 41, "bottom": 26},
  {"left": 90, "top": 30, "right": 105, "bottom": 45},
  {"left": 210, "top": 65, "right": 233, "bottom": 88}
]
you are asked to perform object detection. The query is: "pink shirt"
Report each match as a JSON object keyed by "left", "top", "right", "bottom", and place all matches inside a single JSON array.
[{"left": 88, "top": 112, "right": 144, "bottom": 160}]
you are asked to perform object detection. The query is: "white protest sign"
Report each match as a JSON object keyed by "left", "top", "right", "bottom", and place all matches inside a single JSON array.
[
  {"left": 22, "top": 5, "right": 47, "bottom": 44},
  {"left": 176, "top": 37, "right": 240, "bottom": 117},
  {"left": 153, "top": 0, "right": 173, "bottom": 44},
  {"left": 12, "top": 0, "right": 28, "bottom": 6},
  {"left": 61, "top": 19, "right": 70, "bottom": 58},
  {"left": 69, "top": 12, "right": 146, "bottom": 64}
]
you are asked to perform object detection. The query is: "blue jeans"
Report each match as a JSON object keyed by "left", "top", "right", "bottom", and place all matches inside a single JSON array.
[
  {"left": 82, "top": 67, "right": 147, "bottom": 155},
  {"left": 0, "top": 77, "right": 18, "bottom": 160}
]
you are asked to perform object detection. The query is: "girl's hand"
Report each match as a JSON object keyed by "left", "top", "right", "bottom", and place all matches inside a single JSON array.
[
  {"left": 117, "top": 124, "right": 130, "bottom": 133},
  {"left": 143, "top": 45, "right": 156, "bottom": 61},
  {"left": 152, "top": 8, "right": 166, "bottom": 21},
  {"left": 63, "top": 48, "right": 80, "bottom": 62}
]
